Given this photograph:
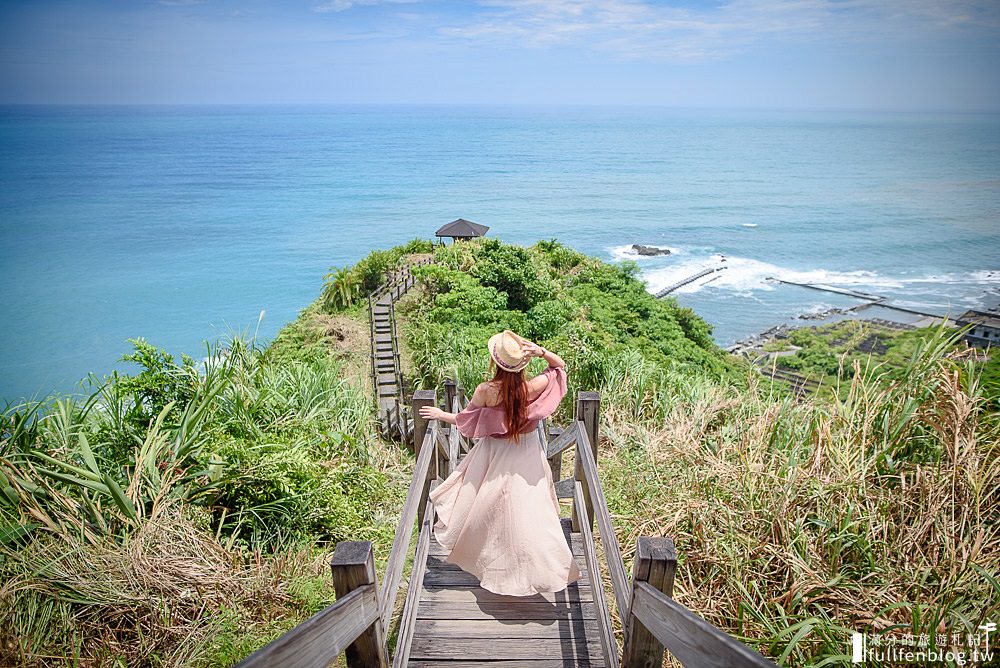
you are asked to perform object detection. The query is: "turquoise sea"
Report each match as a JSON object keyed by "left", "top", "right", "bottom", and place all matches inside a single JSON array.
[{"left": 2, "top": 105, "right": 998, "bottom": 402}]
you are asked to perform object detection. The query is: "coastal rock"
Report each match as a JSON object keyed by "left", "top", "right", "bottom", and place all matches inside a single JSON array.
[{"left": 631, "top": 244, "right": 671, "bottom": 257}]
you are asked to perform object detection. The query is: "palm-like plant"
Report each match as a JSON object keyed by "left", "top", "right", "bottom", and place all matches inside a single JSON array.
[{"left": 322, "top": 266, "right": 360, "bottom": 311}]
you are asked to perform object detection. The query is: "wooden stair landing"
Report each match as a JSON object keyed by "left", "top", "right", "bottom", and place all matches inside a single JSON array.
[{"left": 407, "top": 518, "right": 608, "bottom": 667}]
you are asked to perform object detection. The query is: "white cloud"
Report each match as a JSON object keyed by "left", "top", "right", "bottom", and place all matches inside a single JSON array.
[
  {"left": 313, "top": 0, "right": 417, "bottom": 13},
  {"left": 435, "top": 0, "right": 1000, "bottom": 62}
]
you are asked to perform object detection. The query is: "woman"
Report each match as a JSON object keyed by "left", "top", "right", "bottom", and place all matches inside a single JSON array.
[{"left": 418, "top": 329, "right": 583, "bottom": 597}]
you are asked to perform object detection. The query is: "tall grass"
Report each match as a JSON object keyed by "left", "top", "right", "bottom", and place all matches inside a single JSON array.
[
  {"left": 597, "top": 327, "right": 999, "bottom": 665},
  {"left": 399, "top": 237, "right": 997, "bottom": 666},
  {"left": 0, "top": 331, "right": 408, "bottom": 666}
]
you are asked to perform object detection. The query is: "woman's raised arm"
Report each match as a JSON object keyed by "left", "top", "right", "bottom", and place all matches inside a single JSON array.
[{"left": 518, "top": 337, "right": 564, "bottom": 369}]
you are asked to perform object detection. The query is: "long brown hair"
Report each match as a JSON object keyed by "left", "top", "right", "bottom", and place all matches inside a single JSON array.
[{"left": 488, "top": 360, "right": 529, "bottom": 443}]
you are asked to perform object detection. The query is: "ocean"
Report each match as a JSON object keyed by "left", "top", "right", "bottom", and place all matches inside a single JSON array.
[{"left": 2, "top": 105, "right": 998, "bottom": 402}]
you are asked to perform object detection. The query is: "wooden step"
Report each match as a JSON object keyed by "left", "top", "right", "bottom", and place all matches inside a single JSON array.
[
  {"left": 407, "top": 637, "right": 606, "bottom": 663},
  {"left": 408, "top": 661, "right": 605, "bottom": 668},
  {"left": 410, "top": 618, "right": 602, "bottom": 640}
]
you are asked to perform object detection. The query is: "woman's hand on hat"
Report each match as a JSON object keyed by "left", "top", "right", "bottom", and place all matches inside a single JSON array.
[{"left": 521, "top": 341, "right": 545, "bottom": 358}]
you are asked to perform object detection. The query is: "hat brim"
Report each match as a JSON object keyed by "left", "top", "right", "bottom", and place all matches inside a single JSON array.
[{"left": 488, "top": 332, "right": 531, "bottom": 372}]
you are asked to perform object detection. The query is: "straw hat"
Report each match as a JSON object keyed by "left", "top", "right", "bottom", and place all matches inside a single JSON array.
[{"left": 488, "top": 329, "right": 531, "bottom": 373}]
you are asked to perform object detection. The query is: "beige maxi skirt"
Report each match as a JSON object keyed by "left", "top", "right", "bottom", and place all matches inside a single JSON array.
[{"left": 428, "top": 427, "right": 583, "bottom": 597}]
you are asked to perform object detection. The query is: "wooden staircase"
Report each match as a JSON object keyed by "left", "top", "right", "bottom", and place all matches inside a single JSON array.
[
  {"left": 368, "top": 257, "right": 433, "bottom": 442},
  {"left": 407, "top": 517, "right": 607, "bottom": 666},
  {"left": 237, "top": 384, "right": 778, "bottom": 668}
]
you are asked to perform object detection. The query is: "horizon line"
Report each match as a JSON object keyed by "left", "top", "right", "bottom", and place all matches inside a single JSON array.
[{"left": 2, "top": 102, "right": 999, "bottom": 115}]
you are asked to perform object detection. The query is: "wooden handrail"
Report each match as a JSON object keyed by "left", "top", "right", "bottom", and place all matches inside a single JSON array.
[
  {"left": 433, "top": 427, "right": 452, "bottom": 479},
  {"left": 235, "top": 584, "right": 379, "bottom": 668},
  {"left": 545, "top": 426, "right": 578, "bottom": 459},
  {"left": 447, "top": 388, "right": 470, "bottom": 453},
  {"left": 378, "top": 420, "right": 437, "bottom": 629},
  {"left": 574, "top": 420, "right": 631, "bottom": 622},
  {"left": 236, "top": 377, "right": 778, "bottom": 668},
  {"left": 573, "top": 479, "right": 621, "bottom": 668},
  {"left": 390, "top": 487, "right": 437, "bottom": 668},
  {"left": 628, "top": 580, "right": 778, "bottom": 668},
  {"left": 236, "top": 541, "right": 387, "bottom": 668}
]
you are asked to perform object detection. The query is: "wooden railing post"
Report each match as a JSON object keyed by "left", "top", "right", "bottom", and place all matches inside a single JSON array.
[
  {"left": 411, "top": 389, "right": 434, "bottom": 455},
  {"left": 572, "top": 391, "right": 600, "bottom": 532},
  {"left": 330, "top": 541, "right": 389, "bottom": 668},
  {"left": 621, "top": 536, "right": 677, "bottom": 668},
  {"left": 442, "top": 379, "right": 456, "bottom": 442},
  {"left": 412, "top": 389, "right": 436, "bottom": 524},
  {"left": 443, "top": 379, "right": 456, "bottom": 416},
  {"left": 548, "top": 424, "right": 564, "bottom": 483}
]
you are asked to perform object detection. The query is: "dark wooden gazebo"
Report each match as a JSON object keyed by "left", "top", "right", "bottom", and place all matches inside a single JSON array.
[{"left": 434, "top": 218, "right": 489, "bottom": 244}]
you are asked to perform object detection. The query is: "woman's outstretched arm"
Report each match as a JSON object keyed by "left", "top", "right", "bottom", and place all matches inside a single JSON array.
[
  {"left": 417, "top": 383, "right": 489, "bottom": 424},
  {"left": 418, "top": 403, "right": 458, "bottom": 424}
]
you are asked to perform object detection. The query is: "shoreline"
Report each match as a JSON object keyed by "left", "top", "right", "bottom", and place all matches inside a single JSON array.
[{"left": 724, "top": 300, "right": 962, "bottom": 357}]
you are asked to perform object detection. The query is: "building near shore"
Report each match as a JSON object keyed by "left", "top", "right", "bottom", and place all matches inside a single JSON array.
[{"left": 956, "top": 309, "right": 1000, "bottom": 348}]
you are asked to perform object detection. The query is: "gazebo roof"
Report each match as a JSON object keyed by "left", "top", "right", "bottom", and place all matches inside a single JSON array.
[{"left": 435, "top": 218, "right": 489, "bottom": 238}]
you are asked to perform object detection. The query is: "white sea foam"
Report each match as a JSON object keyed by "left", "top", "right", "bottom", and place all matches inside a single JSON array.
[
  {"left": 609, "top": 243, "right": 682, "bottom": 261},
  {"left": 803, "top": 303, "right": 835, "bottom": 315},
  {"left": 641, "top": 252, "right": 1000, "bottom": 296}
]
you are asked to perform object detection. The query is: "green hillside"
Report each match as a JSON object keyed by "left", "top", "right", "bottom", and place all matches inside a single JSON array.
[{"left": 2, "top": 237, "right": 996, "bottom": 667}]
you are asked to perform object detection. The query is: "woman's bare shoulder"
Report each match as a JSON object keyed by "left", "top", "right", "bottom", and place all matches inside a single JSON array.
[{"left": 471, "top": 381, "right": 501, "bottom": 407}]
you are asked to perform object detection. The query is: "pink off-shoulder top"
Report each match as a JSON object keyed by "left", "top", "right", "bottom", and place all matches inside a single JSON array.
[{"left": 454, "top": 365, "right": 568, "bottom": 439}]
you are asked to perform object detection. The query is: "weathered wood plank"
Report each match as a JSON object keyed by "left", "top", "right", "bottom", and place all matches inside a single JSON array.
[
  {"left": 391, "top": 493, "right": 435, "bottom": 668},
  {"left": 427, "top": 536, "right": 586, "bottom": 558},
  {"left": 622, "top": 535, "right": 676, "bottom": 668},
  {"left": 574, "top": 481, "right": 619, "bottom": 668},
  {"left": 575, "top": 426, "right": 630, "bottom": 620},
  {"left": 407, "top": 661, "right": 605, "bottom": 668},
  {"left": 554, "top": 476, "right": 575, "bottom": 499},
  {"left": 545, "top": 422, "right": 579, "bottom": 460},
  {"left": 408, "top": 636, "right": 606, "bottom": 661},
  {"left": 434, "top": 428, "right": 452, "bottom": 480},
  {"left": 419, "top": 584, "right": 594, "bottom": 604},
  {"left": 631, "top": 581, "right": 778, "bottom": 668},
  {"left": 416, "top": 601, "right": 600, "bottom": 621},
  {"left": 572, "top": 393, "right": 600, "bottom": 533},
  {"left": 547, "top": 424, "right": 564, "bottom": 483},
  {"left": 329, "top": 541, "right": 389, "bottom": 668},
  {"left": 411, "top": 389, "right": 435, "bottom": 455},
  {"left": 409, "top": 617, "right": 602, "bottom": 640},
  {"left": 448, "top": 395, "right": 461, "bottom": 474},
  {"left": 378, "top": 422, "right": 436, "bottom": 628},
  {"left": 421, "top": 567, "right": 591, "bottom": 588},
  {"left": 234, "top": 584, "right": 378, "bottom": 668}
]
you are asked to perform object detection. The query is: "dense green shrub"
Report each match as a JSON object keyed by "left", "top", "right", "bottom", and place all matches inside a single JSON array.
[
  {"left": 469, "top": 238, "right": 554, "bottom": 311},
  {"left": 321, "top": 237, "right": 436, "bottom": 313},
  {"left": 401, "top": 237, "right": 741, "bottom": 415},
  {"left": 535, "top": 238, "right": 586, "bottom": 271}
]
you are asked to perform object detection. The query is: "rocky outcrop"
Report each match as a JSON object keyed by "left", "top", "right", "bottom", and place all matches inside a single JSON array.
[{"left": 631, "top": 244, "right": 671, "bottom": 256}]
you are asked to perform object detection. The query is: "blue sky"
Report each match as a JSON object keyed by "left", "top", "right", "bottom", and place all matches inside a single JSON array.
[{"left": 1, "top": 0, "right": 999, "bottom": 109}]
